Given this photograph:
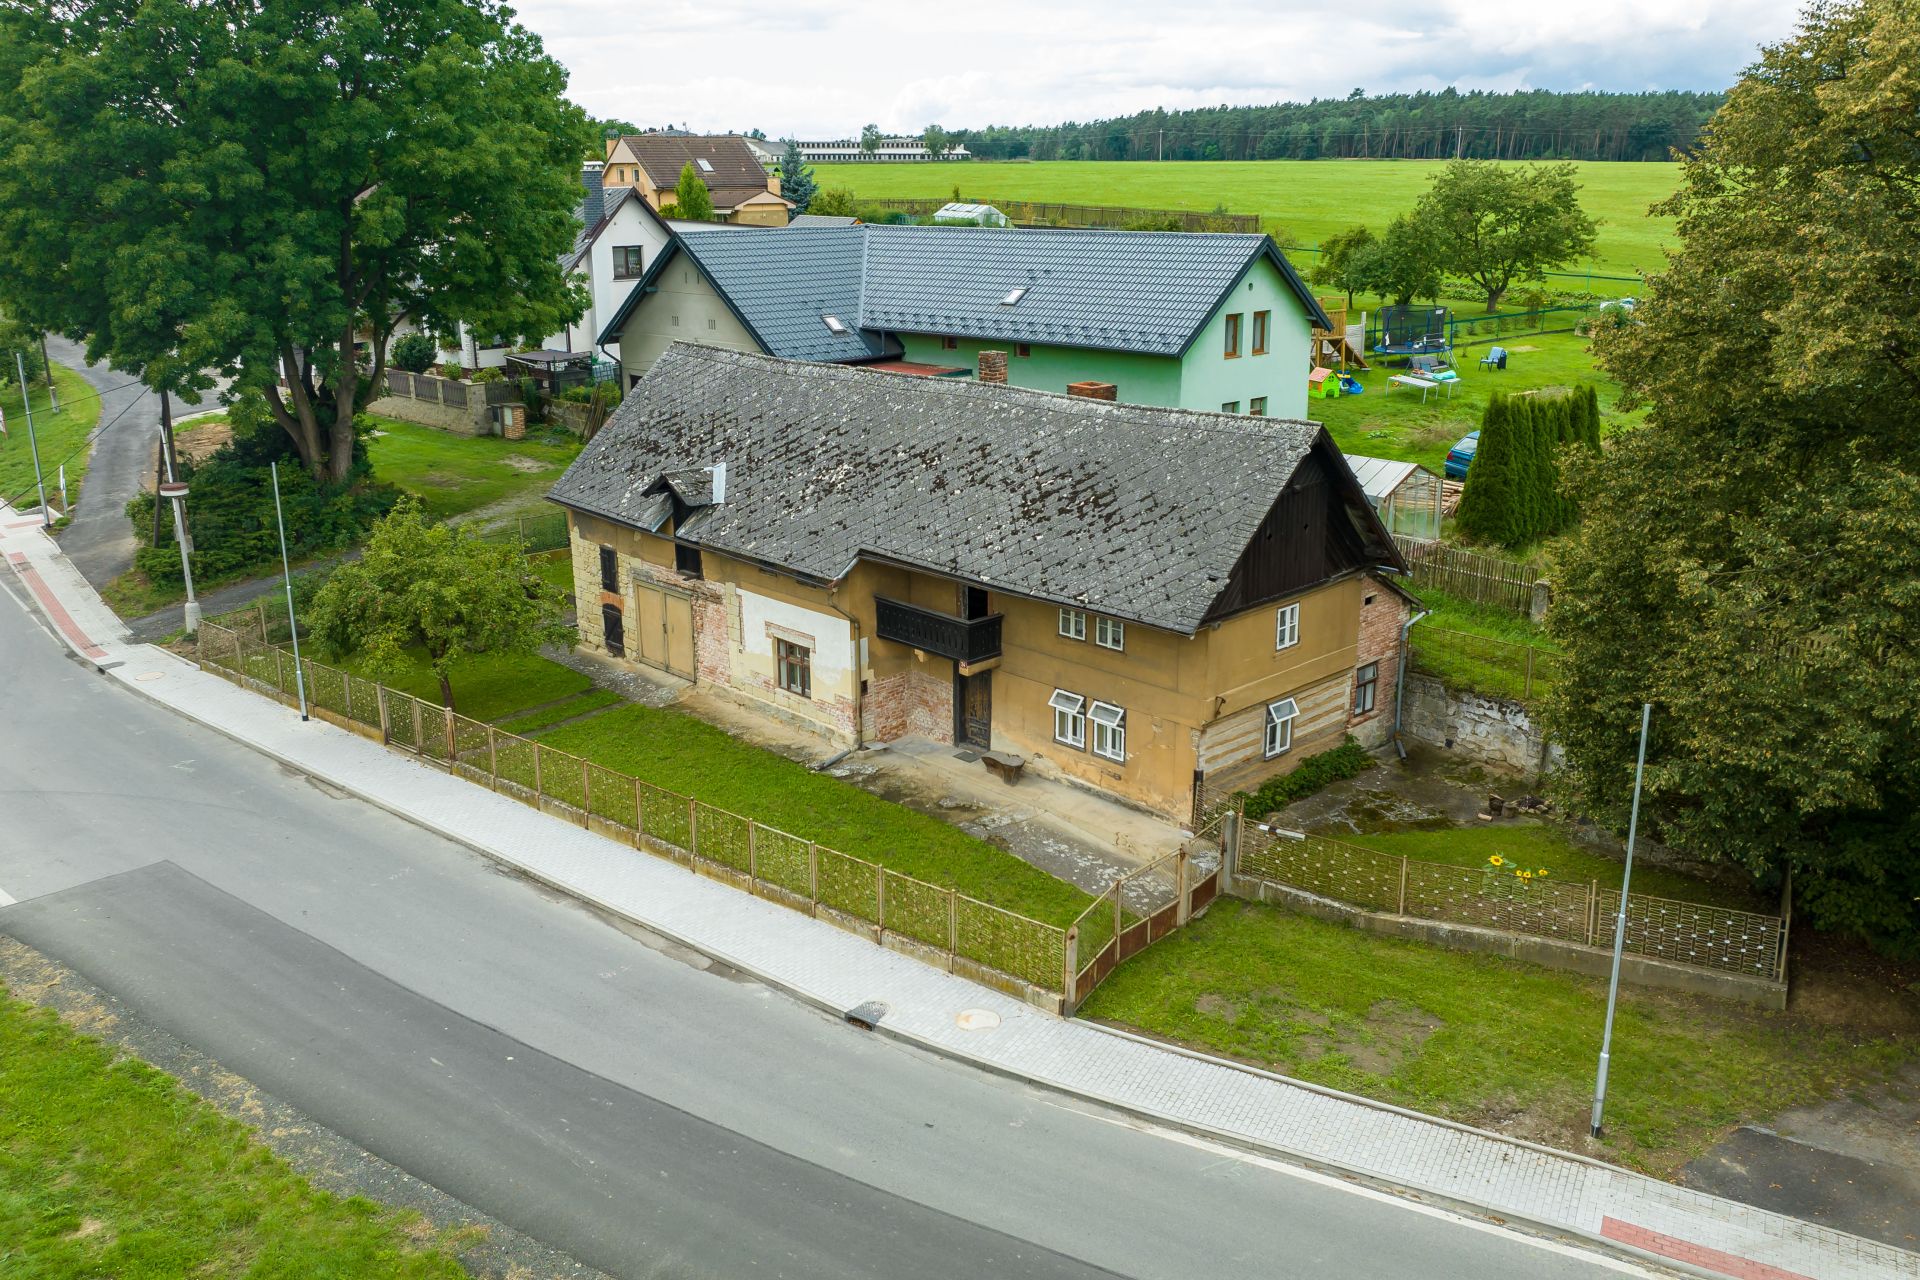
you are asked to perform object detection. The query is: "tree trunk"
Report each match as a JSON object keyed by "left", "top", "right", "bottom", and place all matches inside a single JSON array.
[
  {"left": 437, "top": 669, "right": 456, "bottom": 713},
  {"left": 265, "top": 347, "right": 328, "bottom": 481}
]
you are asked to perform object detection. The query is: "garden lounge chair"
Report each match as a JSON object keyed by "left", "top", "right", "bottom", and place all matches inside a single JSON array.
[{"left": 1480, "top": 346, "right": 1509, "bottom": 370}]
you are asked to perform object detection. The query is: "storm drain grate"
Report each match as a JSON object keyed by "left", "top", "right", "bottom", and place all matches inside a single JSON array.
[{"left": 843, "top": 1000, "right": 888, "bottom": 1030}]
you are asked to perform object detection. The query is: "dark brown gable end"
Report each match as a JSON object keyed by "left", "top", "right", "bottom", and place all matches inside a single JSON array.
[{"left": 1201, "top": 433, "right": 1406, "bottom": 624}]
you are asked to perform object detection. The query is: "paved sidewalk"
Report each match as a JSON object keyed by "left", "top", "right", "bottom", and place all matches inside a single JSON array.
[{"left": 4, "top": 505, "right": 1913, "bottom": 1280}]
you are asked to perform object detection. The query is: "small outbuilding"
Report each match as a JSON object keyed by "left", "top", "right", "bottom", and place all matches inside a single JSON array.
[
  {"left": 1343, "top": 454, "right": 1444, "bottom": 542},
  {"left": 933, "top": 201, "right": 1010, "bottom": 227}
]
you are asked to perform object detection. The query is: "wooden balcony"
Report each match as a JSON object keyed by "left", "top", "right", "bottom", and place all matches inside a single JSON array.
[{"left": 874, "top": 596, "right": 1002, "bottom": 664}]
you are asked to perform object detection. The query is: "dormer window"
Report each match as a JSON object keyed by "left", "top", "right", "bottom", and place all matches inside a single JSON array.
[
  {"left": 823, "top": 314, "right": 848, "bottom": 334},
  {"left": 1001, "top": 286, "right": 1028, "bottom": 306}
]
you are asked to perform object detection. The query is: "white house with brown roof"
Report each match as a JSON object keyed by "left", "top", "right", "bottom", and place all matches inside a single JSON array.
[{"left": 604, "top": 135, "right": 792, "bottom": 226}]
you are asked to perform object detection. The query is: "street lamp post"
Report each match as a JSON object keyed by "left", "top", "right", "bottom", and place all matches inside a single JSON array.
[{"left": 1591, "top": 701, "right": 1653, "bottom": 1139}]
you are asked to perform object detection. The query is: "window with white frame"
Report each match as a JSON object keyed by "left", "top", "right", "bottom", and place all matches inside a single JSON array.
[
  {"left": 1048, "top": 689, "right": 1086, "bottom": 748},
  {"left": 1274, "top": 602, "right": 1300, "bottom": 650},
  {"left": 1354, "top": 662, "right": 1379, "bottom": 715},
  {"left": 1094, "top": 616, "right": 1125, "bottom": 651},
  {"left": 1089, "top": 701, "right": 1126, "bottom": 762},
  {"left": 1264, "top": 697, "right": 1298, "bottom": 758},
  {"left": 1058, "top": 608, "right": 1087, "bottom": 641}
]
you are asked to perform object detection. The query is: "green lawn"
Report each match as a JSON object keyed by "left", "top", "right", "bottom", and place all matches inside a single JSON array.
[
  {"left": 0, "top": 990, "right": 467, "bottom": 1278},
  {"left": 495, "top": 688, "right": 621, "bottom": 736},
  {"left": 541, "top": 705, "right": 1095, "bottom": 927},
  {"left": 1317, "top": 327, "right": 1637, "bottom": 476},
  {"left": 811, "top": 158, "right": 1679, "bottom": 281},
  {"left": 1341, "top": 823, "right": 1766, "bottom": 911},
  {"left": 362, "top": 416, "right": 578, "bottom": 524},
  {"left": 0, "top": 365, "right": 98, "bottom": 512},
  {"left": 332, "top": 646, "right": 593, "bottom": 724},
  {"left": 1080, "top": 900, "right": 1914, "bottom": 1175},
  {"left": 1407, "top": 587, "right": 1563, "bottom": 704}
]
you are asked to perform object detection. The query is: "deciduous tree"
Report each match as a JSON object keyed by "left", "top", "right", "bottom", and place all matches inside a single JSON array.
[
  {"left": 1549, "top": 0, "right": 1920, "bottom": 955},
  {"left": 0, "top": 0, "right": 589, "bottom": 484},
  {"left": 1350, "top": 215, "right": 1440, "bottom": 307},
  {"left": 307, "top": 499, "right": 570, "bottom": 712},
  {"left": 922, "top": 124, "right": 950, "bottom": 160},
  {"left": 673, "top": 163, "right": 717, "bottom": 221},
  {"left": 859, "top": 123, "right": 883, "bottom": 158},
  {"left": 1414, "top": 161, "right": 1598, "bottom": 311},
  {"left": 1309, "top": 226, "right": 1377, "bottom": 309}
]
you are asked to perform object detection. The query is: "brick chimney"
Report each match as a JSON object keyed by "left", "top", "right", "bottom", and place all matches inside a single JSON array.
[
  {"left": 581, "top": 161, "right": 606, "bottom": 226},
  {"left": 1066, "top": 381, "right": 1117, "bottom": 401},
  {"left": 977, "top": 350, "right": 1008, "bottom": 384}
]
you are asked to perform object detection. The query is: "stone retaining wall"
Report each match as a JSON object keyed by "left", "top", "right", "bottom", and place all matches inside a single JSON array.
[{"left": 1402, "top": 674, "right": 1560, "bottom": 774}]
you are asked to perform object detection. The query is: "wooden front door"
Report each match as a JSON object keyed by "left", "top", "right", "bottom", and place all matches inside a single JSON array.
[
  {"left": 664, "top": 593, "right": 694, "bottom": 678},
  {"left": 955, "top": 671, "right": 991, "bottom": 749}
]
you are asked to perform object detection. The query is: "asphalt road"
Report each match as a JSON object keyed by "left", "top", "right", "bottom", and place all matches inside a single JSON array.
[
  {"left": 0, "top": 587, "right": 1650, "bottom": 1280},
  {"left": 42, "top": 335, "right": 224, "bottom": 590}
]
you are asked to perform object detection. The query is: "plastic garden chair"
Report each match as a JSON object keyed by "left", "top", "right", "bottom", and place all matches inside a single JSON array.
[{"left": 1480, "top": 346, "right": 1509, "bottom": 370}]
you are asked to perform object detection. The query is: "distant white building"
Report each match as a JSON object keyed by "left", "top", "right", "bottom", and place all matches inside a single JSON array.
[{"left": 796, "top": 137, "right": 972, "bottom": 163}]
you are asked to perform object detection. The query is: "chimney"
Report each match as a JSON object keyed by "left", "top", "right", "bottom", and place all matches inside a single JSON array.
[
  {"left": 581, "top": 160, "right": 606, "bottom": 226},
  {"left": 977, "top": 350, "right": 1008, "bottom": 384},
  {"left": 1066, "top": 381, "right": 1117, "bottom": 401}
]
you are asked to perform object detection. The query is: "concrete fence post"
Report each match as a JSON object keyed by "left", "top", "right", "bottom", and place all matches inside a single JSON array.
[
  {"left": 488, "top": 725, "right": 498, "bottom": 789},
  {"left": 808, "top": 843, "right": 819, "bottom": 914},
  {"left": 948, "top": 887, "right": 959, "bottom": 970},
  {"left": 532, "top": 741, "right": 543, "bottom": 796},
  {"left": 1220, "top": 809, "right": 1241, "bottom": 896},
  {"left": 687, "top": 799, "right": 698, "bottom": 868},
  {"left": 411, "top": 698, "right": 424, "bottom": 753},
  {"left": 875, "top": 865, "right": 887, "bottom": 938},
  {"left": 1111, "top": 878, "right": 1123, "bottom": 949},
  {"left": 376, "top": 683, "right": 389, "bottom": 744},
  {"left": 1397, "top": 855, "right": 1410, "bottom": 916},
  {"left": 442, "top": 708, "right": 455, "bottom": 771},
  {"left": 580, "top": 759, "right": 591, "bottom": 826},
  {"left": 273, "top": 647, "right": 285, "bottom": 699},
  {"left": 1174, "top": 848, "right": 1190, "bottom": 926},
  {"left": 1062, "top": 926, "right": 1080, "bottom": 1014},
  {"left": 341, "top": 671, "right": 352, "bottom": 719},
  {"left": 747, "top": 820, "right": 758, "bottom": 891},
  {"left": 1587, "top": 880, "right": 1600, "bottom": 946},
  {"left": 634, "top": 778, "right": 646, "bottom": 846}
]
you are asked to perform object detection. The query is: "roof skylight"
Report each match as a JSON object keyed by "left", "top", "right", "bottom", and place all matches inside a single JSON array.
[
  {"left": 822, "top": 314, "right": 848, "bottom": 334},
  {"left": 1001, "top": 286, "right": 1029, "bottom": 305},
  {"left": 696, "top": 158, "right": 714, "bottom": 173}
]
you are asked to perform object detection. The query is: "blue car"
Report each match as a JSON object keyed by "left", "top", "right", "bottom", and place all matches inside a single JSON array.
[{"left": 1445, "top": 430, "right": 1479, "bottom": 479}]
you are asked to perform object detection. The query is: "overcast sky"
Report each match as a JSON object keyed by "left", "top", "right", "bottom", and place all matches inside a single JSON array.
[{"left": 515, "top": 0, "right": 1804, "bottom": 139}]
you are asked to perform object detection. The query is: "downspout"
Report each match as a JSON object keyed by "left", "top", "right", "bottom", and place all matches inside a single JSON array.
[
  {"left": 826, "top": 582, "right": 865, "bottom": 749},
  {"left": 1392, "top": 606, "right": 1431, "bottom": 760}
]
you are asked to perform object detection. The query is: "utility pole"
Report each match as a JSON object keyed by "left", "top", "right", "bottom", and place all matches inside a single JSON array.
[
  {"left": 15, "top": 350, "right": 49, "bottom": 525},
  {"left": 1591, "top": 702, "right": 1653, "bottom": 1139},
  {"left": 1157, "top": 129, "right": 1164, "bottom": 162},
  {"left": 157, "top": 392, "right": 201, "bottom": 633},
  {"left": 1455, "top": 123, "right": 1464, "bottom": 160}
]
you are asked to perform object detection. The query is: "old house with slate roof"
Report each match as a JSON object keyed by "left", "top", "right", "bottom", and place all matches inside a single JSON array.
[
  {"left": 548, "top": 344, "right": 1412, "bottom": 820},
  {"left": 595, "top": 224, "right": 1329, "bottom": 419}
]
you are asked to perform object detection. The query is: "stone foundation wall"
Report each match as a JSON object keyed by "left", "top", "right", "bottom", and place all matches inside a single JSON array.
[{"left": 1402, "top": 674, "right": 1560, "bottom": 774}]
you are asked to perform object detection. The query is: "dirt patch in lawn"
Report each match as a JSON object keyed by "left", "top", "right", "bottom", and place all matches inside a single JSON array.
[
  {"left": 1194, "top": 993, "right": 1241, "bottom": 1022},
  {"left": 413, "top": 470, "right": 464, "bottom": 488},
  {"left": 500, "top": 455, "right": 552, "bottom": 473}
]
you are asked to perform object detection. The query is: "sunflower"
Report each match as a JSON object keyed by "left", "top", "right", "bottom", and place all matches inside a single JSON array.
[{"left": 1488, "top": 855, "right": 1506, "bottom": 867}]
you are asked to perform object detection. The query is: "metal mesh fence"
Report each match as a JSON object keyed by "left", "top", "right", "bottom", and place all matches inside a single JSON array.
[
  {"left": 540, "top": 745, "right": 586, "bottom": 812},
  {"left": 587, "top": 763, "right": 635, "bottom": 830},
  {"left": 883, "top": 872, "right": 951, "bottom": 951},
  {"left": 1596, "top": 889, "right": 1784, "bottom": 978},
  {"left": 754, "top": 827, "right": 813, "bottom": 899}
]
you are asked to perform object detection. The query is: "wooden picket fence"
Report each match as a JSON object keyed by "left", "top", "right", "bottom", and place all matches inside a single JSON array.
[{"left": 1392, "top": 534, "right": 1543, "bottom": 614}]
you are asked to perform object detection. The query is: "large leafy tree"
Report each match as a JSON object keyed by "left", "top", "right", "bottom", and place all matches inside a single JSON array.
[
  {"left": 859, "top": 123, "right": 882, "bottom": 158},
  {"left": 1308, "top": 225, "right": 1376, "bottom": 309},
  {"left": 0, "top": 0, "right": 589, "bottom": 484},
  {"left": 1413, "top": 161, "right": 1597, "bottom": 311},
  {"left": 1350, "top": 215, "right": 1440, "bottom": 307},
  {"left": 671, "top": 164, "right": 716, "bottom": 221},
  {"left": 921, "top": 124, "right": 950, "bottom": 160},
  {"left": 308, "top": 498, "right": 570, "bottom": 712},
  {"left": 1548, "top": 0, "right": 1920, "bottom": 955},
  {"left": 778, "top": 140, "right": 817, "bottom": 215}
]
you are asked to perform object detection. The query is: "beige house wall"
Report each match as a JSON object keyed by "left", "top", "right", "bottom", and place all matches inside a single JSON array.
[
  {"left": 563, "top": 509, "right": 1387, "bottom": 822},
  {"left": 615, "top": 265, "right": 761, "bottom": 382}
]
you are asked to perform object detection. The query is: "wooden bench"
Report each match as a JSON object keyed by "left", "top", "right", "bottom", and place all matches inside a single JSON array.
[{"left": 981, "top": 751, "right": 1026, "bottom": 785}]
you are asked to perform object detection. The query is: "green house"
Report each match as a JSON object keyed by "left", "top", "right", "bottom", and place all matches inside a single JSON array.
[{"left": 595, "top": 224, "right": 1330, "bottom": 419}]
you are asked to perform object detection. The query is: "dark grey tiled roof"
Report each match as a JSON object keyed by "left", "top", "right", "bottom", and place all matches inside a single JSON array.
[
  {"left": 670, "top": 227, "right": 890, "bottom": 363},
  {"left": 549, "top": 345, "right": 1329, "bottom": 634},
  {"left": 601, "top": 224, "right": 1327, "bottom": 358},
  {"left": 788, "top": 213, "right": 858, "bottom": 227}
]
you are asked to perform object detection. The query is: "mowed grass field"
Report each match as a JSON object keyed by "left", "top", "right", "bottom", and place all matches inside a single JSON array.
[{"left": 811, "top": 159, "right": 1681, "bottom": 280}]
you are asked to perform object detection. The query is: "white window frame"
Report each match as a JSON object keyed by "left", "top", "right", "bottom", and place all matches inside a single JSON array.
[
  {"left": 1058, "top": 608, "right": 1087, "bottom": 641},
  {"left": 1048, "top": 689, "right": 1086, "bottom": 749},
  {"left": 1264, "top": 697, "right": 1298, "bottom": 759},
  {"left": 1354, "top": 662, "right": 1379, "bottom": 715},
  {"left": 1089, "top": 701, "right": 1126, "bottom": 763},
  {"left": 1274, "top": 602, "right": 1300, "bottom": 651},
  {"left": 1094, "top": 616, "right": 1125, "bottom": 651}
]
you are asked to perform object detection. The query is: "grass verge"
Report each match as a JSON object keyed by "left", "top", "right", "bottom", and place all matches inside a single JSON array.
[
  {"left": 541, "top": 704, "right": 1095, "bottom": 927},
  {"left": 496, "top": 689, "right": 622, "bottom": 736},
  {"left": 1080, "top": 900, "right": 1915, "bottom": 1176},
  {"left": 1, "top": 365, "right": 99, "bottom": 511},
  {"left": 0, "top": 988, "right": 467, "bottom": 1278},
  {"left": 331, "top": 647, "right": 594, "bottom": 725}
]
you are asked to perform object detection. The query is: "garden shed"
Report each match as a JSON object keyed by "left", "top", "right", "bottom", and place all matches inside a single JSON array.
[
  {"left": 933, "top": 202, "right": 1010, "bottom": 227},
  {"left": 1343, "top": 455, "right": 1443, "bottom": 541}
]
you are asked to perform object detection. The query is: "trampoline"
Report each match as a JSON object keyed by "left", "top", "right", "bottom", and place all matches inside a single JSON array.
[{"left": 1374, "top": 305, "right": 1452, "bottom": 356}]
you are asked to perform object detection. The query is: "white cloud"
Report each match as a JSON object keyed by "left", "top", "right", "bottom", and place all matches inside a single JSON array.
[{"left": 516, "top": 0, "right": 1802, "bottom": 137}]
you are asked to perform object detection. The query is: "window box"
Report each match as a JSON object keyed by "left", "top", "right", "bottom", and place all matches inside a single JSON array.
[
  {"left": 1089, "top": 701, "right": 1126, "bottom": 762},
  {"left": 1264, "top": 697, "right": 1298, "bottom": 758},
  {"left": 1049, "top": 689, "right": 1086, "bottom": 748}
]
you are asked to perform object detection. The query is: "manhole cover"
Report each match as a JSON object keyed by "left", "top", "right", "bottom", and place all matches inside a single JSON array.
[
  {"left": 135, "top": 671, "right": 165, "bottom": 682},
  {"left": 955, "top": 1008, "right": 1001, "bottom": 1031}
]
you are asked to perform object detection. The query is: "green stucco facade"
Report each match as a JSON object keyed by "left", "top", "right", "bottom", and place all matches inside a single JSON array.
[{"left": 895, "top": 256, "right": 1314, "bottom": 419}]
